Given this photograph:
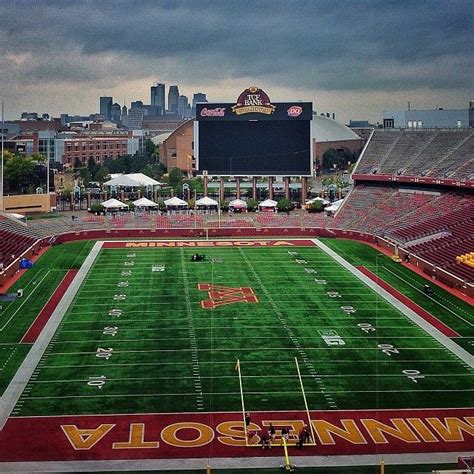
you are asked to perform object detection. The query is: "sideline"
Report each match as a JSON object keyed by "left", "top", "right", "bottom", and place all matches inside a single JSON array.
[{"left": 0, "top": 241, "right": 103, "bottom": 430}]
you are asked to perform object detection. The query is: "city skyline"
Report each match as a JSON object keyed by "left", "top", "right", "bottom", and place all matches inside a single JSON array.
[{"left": 0, "top": 0, "right": 472, "bottom": 123}]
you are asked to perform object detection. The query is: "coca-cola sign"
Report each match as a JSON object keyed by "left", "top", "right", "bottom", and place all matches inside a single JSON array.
[
  {"left": 287, "top": 105, "right": 303, "bottom": 117},
  {"left": 200, "top": 107, "right": 226, "bottom": 117}
]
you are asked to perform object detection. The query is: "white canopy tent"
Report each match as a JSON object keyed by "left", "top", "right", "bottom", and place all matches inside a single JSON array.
[
  {"left": 306, "top": 197, "right": 330, "bottom": 206},
  {"left": 164, "top": 196, "right": 188, "bottom": 208},
  {"left": 325, "top": 199, "right": 344, "bottom": 213},
  {"left": 229, "top": 198, "right": 247, "bottom": 209},
  {"left": 104, "top": 173, "right": 163, "bottom": 188},
  {"left": 102, "top": 198, "right": 129, "bottom": 210},
  {"left": 133, "top": 197, "right": 158, "bottom": 209},
  {"left": 258, "top": 199, "right": 278, "bottom": 208},
  {"left": 195, "top": 196, "right": 218, "bottom": 207}
]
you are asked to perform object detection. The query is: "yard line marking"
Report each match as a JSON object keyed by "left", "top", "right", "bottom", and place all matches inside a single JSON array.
[
  {"left": 18, "top": 387, "right": 474, "bottom": 401},
  {"left": 180, "top": 248, "right": 204, "bottom": 411}
]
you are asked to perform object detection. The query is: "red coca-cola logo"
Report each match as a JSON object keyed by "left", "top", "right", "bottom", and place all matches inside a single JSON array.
[
  {"left": 287, "top": 105, "right": 303, "bottom": 117},
  {"left": 200, "top": 107, "right": 226, "bottom": 117}
]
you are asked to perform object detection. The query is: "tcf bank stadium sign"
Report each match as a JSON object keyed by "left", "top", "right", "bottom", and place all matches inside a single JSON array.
[{"left": 232, "top": 86, "right": 276, "bottom": 115}]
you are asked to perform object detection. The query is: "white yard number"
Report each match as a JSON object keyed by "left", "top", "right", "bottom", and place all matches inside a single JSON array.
[
  {"left": 113, "top": 294, "right": 126, "bottom": 301},
  {"left": 127, "top": 253, "right": 136, "bottom": 258},
  {"left": 288, "top": 251, "right": 297, "bottom": 256},
  {"left": 403, "top": 369, "right": 425, "bottom": 383},
  {"left": 319, "top": 330, "right": 345, "bottom": 346},
  {"left": 124, "top": 261, "right": 134, "bottom": 267},
  {"left": 341, "top": 305, "right": 356, "bottom": 314},
  {"left": 96, "top": 347, "right": 114, "bottom": 360},
  {"left": 87, "top": 375, "right": 107, "bottom": 389},
  {"left": 152, "top": 265, "right": 165, "bottom": 272},
  {"left": 103, "top": 326, "right": 118, "bottom": 336},
  {"left": 315, "top": 279, "right": 327, "bottom": 285},
  {"left": 121, "top": 270, "right": 132, "bottom": 277},
  {"left": 378, "top": 343, "right": 399, "bottom": 356},
  {"left": 305, "top": 268, "right": 317, "bottom": 274},
  {"left": 109, "top": 309, "right": 123, "bottom": 317},
  {"left": 117, "top": 281, "right": 129, "bottom": 288},
  {"left": 295, "top": 259, "right": 308, "bottom": 264},
  {"left": 358, "top": 323, "right": 376, "bottom": 333},
  {"left": 327, "top": 291, "right": 342, "bottom": 298}
]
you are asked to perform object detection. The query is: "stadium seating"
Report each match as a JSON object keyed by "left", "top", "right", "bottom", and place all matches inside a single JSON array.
[{"left": 356, "top": 129, "right": 474, "bottom": 181}]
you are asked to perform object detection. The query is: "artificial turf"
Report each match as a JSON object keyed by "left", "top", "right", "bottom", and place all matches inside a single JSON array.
[{"left": 9, "top": 242, "right": 473, "bottom": 417}]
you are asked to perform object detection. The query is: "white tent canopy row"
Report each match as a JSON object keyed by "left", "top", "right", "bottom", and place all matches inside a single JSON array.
[
  {"left": 306, "top": 197, "right": 330, "bottom": 205},
  {"left": 195, "top": 196, "right": 218, "bottom": 207},
  {"left": 104, "top": 173, "right": 163, "bottom": 188},
  {"left": 229, "top": 198, "right": 247, "bottom": 209},
  {"left": 133, "top": 197, "right": 158, "bottom": 208},
  {"left": 164, "top": 196, "right": 188, "bottom": 207},
  {"left": 258, "top": 199, "right": 278, "bottom": 208},
  {"left": 325, "top": 199, "right": 344, "bottom": 212},
  {"left": 102, "top": 198, "right": 129, "bottom": 209}
]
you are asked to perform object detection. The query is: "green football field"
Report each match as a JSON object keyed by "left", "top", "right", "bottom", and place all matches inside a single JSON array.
[{"left": 5, "top": 239, "right": 473, "bottom": 419}]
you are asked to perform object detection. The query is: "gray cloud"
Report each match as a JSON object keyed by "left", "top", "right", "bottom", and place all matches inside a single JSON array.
[{"left": 0, "top": 0, "right": 472, "bottom": 120}]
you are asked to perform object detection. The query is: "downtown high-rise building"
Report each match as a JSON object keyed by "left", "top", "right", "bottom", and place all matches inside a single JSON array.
[
  {"left": 178, "top": 95, "right": 189, "bottom": 118},
  {"left": 168, "top": 85, "right": 179, "bottom": 113},
  {"left": 151, "top": 83, "right": 165, "bottom": 115},
  {"left": 99, "top": 96, "right": 113, "bottom": 120}
]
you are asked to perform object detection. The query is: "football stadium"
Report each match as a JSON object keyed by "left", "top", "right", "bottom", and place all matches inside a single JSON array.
[{"left": 0, "top": 94, "right": 473, "bottom": 472}]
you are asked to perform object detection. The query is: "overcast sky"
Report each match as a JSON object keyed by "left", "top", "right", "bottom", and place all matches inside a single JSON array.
[{"left": 1, "top": 0, "right": 472, "bottom": 123}]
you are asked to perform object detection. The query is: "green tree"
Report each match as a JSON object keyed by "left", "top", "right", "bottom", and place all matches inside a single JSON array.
[
  {"left": 95, "top": 166, "right": 110, "bottom": 183},
  {"left": 277, "top": 197, "right": 292, "bottom": 213},
  {"left": 167, "top": 167, "right": 183, "bottom": 194},
  {"left": 31, "top": 152, "right": 47, "bottom": 163},
  {"left": 246, "top": 198, "right": 258, "bottom": 212},
  {"left": 4, "top": 155, "right": 36, "bottom": 192},
  {"left": 307, "top": 201, "right": 325, "bottom": 213}
]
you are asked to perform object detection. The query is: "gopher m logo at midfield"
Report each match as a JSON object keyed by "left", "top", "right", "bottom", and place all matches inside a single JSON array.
[{"left": 198, "top": 284, "right": 259, "bottom": 309}]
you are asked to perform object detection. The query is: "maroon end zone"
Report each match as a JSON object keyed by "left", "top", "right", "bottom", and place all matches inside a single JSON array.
[{"left": 0, "top": 409, "right": 472, "bottom": 461}]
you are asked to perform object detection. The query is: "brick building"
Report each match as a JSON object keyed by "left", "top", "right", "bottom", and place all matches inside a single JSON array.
[
  {"left": 58, "top": 134, "right": 139, "bottom": 167},
  {"left": 161, "top": 120, "right": 195, "bottom": 175}
]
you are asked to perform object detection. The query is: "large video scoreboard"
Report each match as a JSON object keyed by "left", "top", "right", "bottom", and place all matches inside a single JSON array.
[{"left": 195, "top": 87, "right": 312, "bottom": 177}]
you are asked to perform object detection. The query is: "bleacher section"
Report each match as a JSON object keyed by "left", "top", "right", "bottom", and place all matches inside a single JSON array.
[
  {"left": 332, "top": 185, "right": 443, "bottom": 233},
  {"left": 0, "top": 217, "right": 42, "bottom": 269},
  {"left": 355, "top": 129, "right": 474, "bottom": 181}
]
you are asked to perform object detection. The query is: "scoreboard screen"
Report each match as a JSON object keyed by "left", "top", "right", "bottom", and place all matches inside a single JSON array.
[{"left": 195, "top": 97, "right": 312, "bottom": 177}]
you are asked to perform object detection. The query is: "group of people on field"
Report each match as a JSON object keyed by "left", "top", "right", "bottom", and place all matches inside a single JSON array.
[{"left": 245, "top": 412, "right": 312, "bottom": 449}]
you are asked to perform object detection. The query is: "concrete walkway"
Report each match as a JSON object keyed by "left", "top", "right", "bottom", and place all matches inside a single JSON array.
[{"left": 1, "top": 450, "right": 472, "bottom": 472}]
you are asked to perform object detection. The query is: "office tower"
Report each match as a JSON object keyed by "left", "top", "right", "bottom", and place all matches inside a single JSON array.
[
  {"left": 110, "top": 103, "right": 121, "bottom": 123},
  {"left": 130, "top": 100, "right": 144, "bottom": 109},
  {"left": 99, "top": 97, "right": 113, "bottom": 120},
  {"left": 192, "top": 93, "right": 207, "bottom": 111},
  {"left": 178, "top": 95, "right": 189, "bottom": 118},
  {"left": 151, "top": 83, "right": 165, "bottom": 115},
  {"left": 168, "top": 85, "right": 179, "bottom": 113}
]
